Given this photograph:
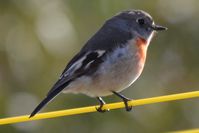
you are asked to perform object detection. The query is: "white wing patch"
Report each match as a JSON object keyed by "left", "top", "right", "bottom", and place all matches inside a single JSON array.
[
  {"left": 60, "top": 50, "right": 105, "bottom": 79},
  {"left": 84, "top": 50, "right": 106, "bottom": 69},
  {"left": 96, "top": 50, "right": 106, "bottom": 57},
  {"left": 64, "top": 56, "right": 87, "bottom": 76}
]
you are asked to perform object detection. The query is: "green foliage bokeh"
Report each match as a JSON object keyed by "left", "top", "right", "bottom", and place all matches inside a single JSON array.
[{"left": 0, "top": 0, "right": 199, "bottom": 132}]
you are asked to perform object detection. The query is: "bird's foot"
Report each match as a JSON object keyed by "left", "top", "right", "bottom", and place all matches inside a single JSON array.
[
  {"left": 122, "top": 97, "right": 132, "bottom": 111},
  {"left": 96, "top": 106, "right": 109, "bottom": 113},
  {"left": 96, "top": 97, "right": 109, "bottom": 113},
  {"left": 112, "top": 91, "right": 133, "bottom": 112}
]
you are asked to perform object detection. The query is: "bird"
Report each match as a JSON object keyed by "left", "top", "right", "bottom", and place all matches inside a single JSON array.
[{"left": 30, "top": 10, "right": 167, "bottom": 118}]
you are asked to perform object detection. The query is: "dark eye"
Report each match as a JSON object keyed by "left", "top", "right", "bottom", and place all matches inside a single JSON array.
[{"left": 137, "top": 18, "right": 145, "bottom": 25}]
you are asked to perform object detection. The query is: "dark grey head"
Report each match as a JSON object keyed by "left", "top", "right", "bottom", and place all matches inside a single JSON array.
[{"left": 106, "top": 10, "right": 167, "bottom": 41}]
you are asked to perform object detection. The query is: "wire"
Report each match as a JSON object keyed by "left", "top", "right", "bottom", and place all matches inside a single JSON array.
[
  {"left": 0, "top": 91, "right": 198, "bottom": 125},
  {"left": 169, "top": 128, "right": 199, "bottom": 133}
]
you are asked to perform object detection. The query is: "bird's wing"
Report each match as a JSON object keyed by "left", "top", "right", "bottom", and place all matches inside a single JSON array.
[
  {"left": 29, "top": 50, "right": 106, "bottom": 117},
  {"left": 47, "top": 50, "right": 106, "bottom": 95}
]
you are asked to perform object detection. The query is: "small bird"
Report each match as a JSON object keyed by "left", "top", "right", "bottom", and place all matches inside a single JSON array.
[{"left": 30, "top": 10, "right": 167, "bottom": 118}]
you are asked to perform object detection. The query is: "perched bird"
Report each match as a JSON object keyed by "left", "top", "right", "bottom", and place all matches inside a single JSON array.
[{"left": 30, "top": 10, "right": 167, "bottom": 118}]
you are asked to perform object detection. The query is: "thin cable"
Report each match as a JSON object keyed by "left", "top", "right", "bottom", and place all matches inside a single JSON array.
[
  {"left": 169, "top": 128, "right": 199, "bottom": 133},
  {"left": 0, "top": 91, "right": 198, "bottom": 125}
]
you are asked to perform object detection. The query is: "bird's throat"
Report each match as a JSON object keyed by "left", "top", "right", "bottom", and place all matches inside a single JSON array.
[
  {"left": 135, "top": 37, "right": 148, "bottom": 64},
  {"left": 136, "top": 37, "right": 147, "bottom": 46}
]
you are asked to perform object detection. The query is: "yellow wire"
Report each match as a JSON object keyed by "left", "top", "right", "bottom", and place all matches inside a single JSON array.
[
  {"left": 169, "top": 128, "right": 199, "bottom": 133},
  {"left": 0, "top": 91, "right": 198, "bottom": 125}
]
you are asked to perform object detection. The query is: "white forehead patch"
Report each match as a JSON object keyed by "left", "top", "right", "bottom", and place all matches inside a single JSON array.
[
  {"left": 137, "top": 10, "right": 153, "bottom": 19},
  {"left": 144, "top": 12, "right": 152, "bottom": 19},
  {"left": 128, "top": 11, "right": 135, "bottom": 15},
  {"left": 137, "top": 12, "right": 141, "bottom": 15}
]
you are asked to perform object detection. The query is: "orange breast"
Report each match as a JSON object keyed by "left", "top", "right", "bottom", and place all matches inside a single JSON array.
[{"left": 135, "top": 37, "right": 148, "bottom": 63}]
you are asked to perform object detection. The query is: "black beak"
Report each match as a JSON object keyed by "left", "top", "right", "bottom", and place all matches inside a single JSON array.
[{"left": 151, "top": 24, "right": 167, "bottom": 31}]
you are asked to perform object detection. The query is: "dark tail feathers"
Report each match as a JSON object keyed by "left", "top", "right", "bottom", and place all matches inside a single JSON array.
[
  {"left": 29, "top": 80, "right": 71, "bottom": 118},
  {"left": 29, "top": 87, "right": 63, "bottom": 118},
  {"left": 29, "top": 95, "right": 54, "bottom": 118}
]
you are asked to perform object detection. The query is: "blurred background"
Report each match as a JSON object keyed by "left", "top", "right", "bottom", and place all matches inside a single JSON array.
[{"left": 0, "top": 0, "right": 199, "bottom": 132}]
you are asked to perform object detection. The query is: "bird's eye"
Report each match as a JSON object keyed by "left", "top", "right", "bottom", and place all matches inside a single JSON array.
[{"left": 137, "top": 18, "right": 145, "bottom": 25}]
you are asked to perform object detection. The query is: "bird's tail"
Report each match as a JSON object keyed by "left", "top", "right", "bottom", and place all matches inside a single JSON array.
[
  {"left": 29, "top": 89, "right": 61, "bottom": 118},
  {"left": 29, "top": 80, "right": 71, "bottom": 118}
]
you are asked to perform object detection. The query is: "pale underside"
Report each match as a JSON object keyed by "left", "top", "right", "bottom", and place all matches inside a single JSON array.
[{"left": 63, "top": 38, "right": 148, "bottom": 97}]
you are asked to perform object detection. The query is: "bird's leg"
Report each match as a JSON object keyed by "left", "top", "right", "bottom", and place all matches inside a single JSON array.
[
  {"left": 96, "top": 97, "right": 109, "bottom": 113},
  {"left": 112, "top": 91, "right": 132, "bottom": 111}
]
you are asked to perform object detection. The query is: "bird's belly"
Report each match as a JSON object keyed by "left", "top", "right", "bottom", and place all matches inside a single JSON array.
[
  {"left": 90, "top": 56, "right": 144, "bottom": 96},
  {"left": 63, "top": 45, "right": 146, "bottom": 97},
  {"left": 84, "top": 46, "right": 146, "bottom": 97}
]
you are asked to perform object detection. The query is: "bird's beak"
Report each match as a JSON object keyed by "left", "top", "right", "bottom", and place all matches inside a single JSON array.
[{"left": 151, "top": 24, "right": 167, "bottom": 31}]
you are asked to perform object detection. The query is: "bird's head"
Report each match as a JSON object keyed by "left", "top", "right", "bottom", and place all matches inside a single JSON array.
[{"left": 107, "top": 10, "right": 167, "bottom": 44}]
